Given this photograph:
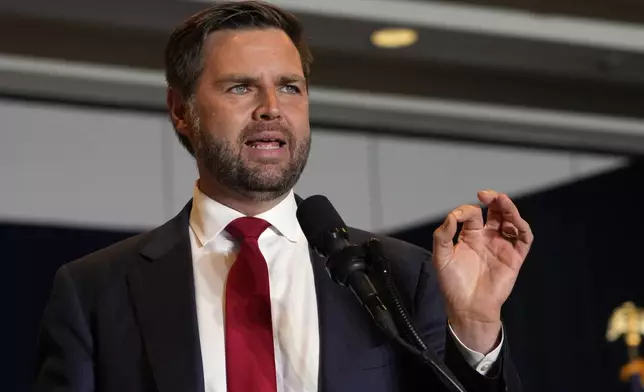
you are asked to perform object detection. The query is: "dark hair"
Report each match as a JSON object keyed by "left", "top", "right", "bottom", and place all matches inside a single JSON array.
[{"left": 164, "top": 0, "right": 313, "bottom": 155}]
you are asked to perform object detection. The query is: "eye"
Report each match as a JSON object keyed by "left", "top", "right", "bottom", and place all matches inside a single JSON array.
[
  {"left": 229, "top": 85, "right": 250, "bottom": 94},
  {"left": 280, "top": 84, "right": 301, "bottom": 94}
]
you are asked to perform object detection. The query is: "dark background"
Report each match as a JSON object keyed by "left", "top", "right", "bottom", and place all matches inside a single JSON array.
[
  {"left": 8, "top": 160, "right": 644, "bottom": 392},
  {"left": 8, "top": 224, "right": 139, "bottom": 391}
]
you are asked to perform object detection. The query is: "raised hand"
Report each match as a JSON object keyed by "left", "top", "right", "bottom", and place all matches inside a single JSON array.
[{"left": 432, "top": 190, "right": 534, "bottom": 353}]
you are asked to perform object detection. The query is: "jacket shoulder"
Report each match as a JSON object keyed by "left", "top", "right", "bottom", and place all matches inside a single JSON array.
[
  {"left": 62, "top": 201, "right": 192, "bottom": 280},
  {"left": 54, "top": 230, "right": 153, "bottom": 305},
  {"left": 346, "top": 227, "right": 440, "bottom": 319},
  {"left": 347, "top": 226, "right": 432, "bottom": 263},
  {"left": 346, "top": 226, "right": 435, "bottom": 290},
  {"left": 64, "top": 231, "right": 150, "bottom": 273}
]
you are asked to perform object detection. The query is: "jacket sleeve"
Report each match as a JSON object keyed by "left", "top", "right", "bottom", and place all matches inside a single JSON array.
[
  {"left": 33, "top": 265, "right": 95, "bottom": 392},
  {"left": 401, "top": 251, "right": 522, "bottom": 392}
]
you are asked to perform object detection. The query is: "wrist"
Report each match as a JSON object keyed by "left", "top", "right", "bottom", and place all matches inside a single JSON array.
[{"left": 449, "top": 316, "right": 502, "bottom": 354}]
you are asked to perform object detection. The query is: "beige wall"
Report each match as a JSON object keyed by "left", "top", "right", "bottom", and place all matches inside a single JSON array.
[{"left": 0, "top": 98, "right": 625, "bottom": 232}]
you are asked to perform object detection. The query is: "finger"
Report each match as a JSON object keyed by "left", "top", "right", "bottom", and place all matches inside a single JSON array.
[
  {"left": 477, "top": 190, "right": 503, "bottom": 230},
  {"left": 476, "top": 189, "right": 499, "bottom": 205},
  {"left": 433, "top": 212, "right": 457, "bottom": 264},
  {"left": 453, "top": 204, "right": 485, "bottom": 232},
  {"left": 501, "top": 221, "right": 519, "bottom": 238},
  {"left": 496, "top": 194, "right": 534, "bottom": 258}
]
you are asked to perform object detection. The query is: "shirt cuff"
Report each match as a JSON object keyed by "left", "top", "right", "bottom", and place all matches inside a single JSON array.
[{"left": 447, "top": 322, "right": 504, "bottom": 376}]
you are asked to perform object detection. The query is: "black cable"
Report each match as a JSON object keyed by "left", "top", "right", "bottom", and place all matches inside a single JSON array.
[
  {"left": 365, "top": 238, "right": 468, "bottom": 392},
  {"left": 367, "top": 238, "right": 428, "bottom": 351}
]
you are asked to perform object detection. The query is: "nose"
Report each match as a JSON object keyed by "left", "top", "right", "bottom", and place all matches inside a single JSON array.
[{"left": 253, "top": 89, "right": 281, "bottom": 121}]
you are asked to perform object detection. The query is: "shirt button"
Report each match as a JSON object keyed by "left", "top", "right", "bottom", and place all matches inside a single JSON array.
[{"left": 479, "top": 362, "right": 490, "bottom": 372}]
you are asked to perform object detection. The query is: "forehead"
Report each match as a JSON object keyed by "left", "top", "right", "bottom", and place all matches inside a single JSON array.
[{"left": 202, "top": 28, "right": 304, "bottom": 76}]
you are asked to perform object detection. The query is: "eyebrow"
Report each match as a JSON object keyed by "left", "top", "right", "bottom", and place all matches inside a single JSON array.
[
  {"left": 278, "top": 74, "right": 306, "bottom": 84},
  {"left": 215, "top": 74, "right": 306, "bottom": 85}
]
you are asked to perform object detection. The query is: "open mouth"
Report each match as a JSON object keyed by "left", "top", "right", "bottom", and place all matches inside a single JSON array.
[{"left": 245, "top": 137, "right": 286, "bottom": 150}]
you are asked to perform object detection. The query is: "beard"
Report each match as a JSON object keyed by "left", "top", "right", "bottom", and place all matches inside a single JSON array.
[{"left": 191, "top": 116, "right": 311, "bottom": 202}]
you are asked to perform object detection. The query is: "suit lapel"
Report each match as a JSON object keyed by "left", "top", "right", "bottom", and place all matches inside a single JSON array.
[
  {"left": 310, "top": 247, "right": 342, "bottom": 392},
  {"left": 309, "top": 249, "right": 328, "bottom": 392},
  {"left": 297, "top": 193, "right": 354, "bottom": 391},
  {"left": 127, "top": 201, "right": 204, "bottom": 392},
  {"left": 310, "top": 246, "right": 384, "bottom": 392}
]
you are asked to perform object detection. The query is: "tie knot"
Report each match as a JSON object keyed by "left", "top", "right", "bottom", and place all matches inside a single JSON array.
[{"left": 226, "top": 217, "right": 271, "bottom": 241}]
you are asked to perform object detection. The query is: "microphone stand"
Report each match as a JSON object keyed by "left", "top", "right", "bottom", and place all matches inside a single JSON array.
[{"left": 362, "top": 238, "right": 469, "bottom": 392}]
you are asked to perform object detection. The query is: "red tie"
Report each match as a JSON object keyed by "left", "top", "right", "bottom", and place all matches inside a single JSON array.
[{"left": 224, "top": 217, "right": 277, "bottom": 392}]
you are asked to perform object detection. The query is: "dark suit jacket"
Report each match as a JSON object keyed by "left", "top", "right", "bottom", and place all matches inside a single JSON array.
[{"left": 33, "top": 199, "right": 522, "bottom": 392}]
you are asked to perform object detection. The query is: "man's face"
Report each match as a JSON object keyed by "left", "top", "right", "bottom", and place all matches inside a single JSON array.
[{"left": 186, "top": 28, "right": 311, "bottom": 201}]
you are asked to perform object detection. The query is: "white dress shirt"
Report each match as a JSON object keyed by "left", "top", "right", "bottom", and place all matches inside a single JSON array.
[{"left": 188, "top": 184, "right": 502, "bottom": 391}]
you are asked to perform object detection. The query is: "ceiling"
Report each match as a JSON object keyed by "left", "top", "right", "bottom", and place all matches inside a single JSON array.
[
  {"left": 423, "top": 0, "right": 644, "bottom": 26},
  {"left": 1, "top": 0, "right": 644, "bottom": 131}
]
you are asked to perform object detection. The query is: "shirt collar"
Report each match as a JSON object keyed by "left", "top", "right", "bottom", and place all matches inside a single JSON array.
[{"left": 189, "top": 182, "right": 302, "bottom": 247}]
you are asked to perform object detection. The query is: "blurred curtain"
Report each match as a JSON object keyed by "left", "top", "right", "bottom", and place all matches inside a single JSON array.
[{"left": 6, "top": 222, "right": 139, "bottom": 391}]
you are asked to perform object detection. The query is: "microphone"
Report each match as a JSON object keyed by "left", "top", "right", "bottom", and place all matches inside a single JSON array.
[
  {"left": 297, "top": 195, "right": 468, "bottom": 392},
  {"left": 296, "top": 195, "right": 400, "bottom": 340}
]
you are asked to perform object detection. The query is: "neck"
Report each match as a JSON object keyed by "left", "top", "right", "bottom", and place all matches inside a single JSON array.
[{"left": 197, "top": 176, "right": 289, "bottom": 216}]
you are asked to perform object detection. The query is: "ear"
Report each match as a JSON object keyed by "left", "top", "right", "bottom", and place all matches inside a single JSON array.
[{"left": 167, "top": 87, "right": 191, "bottom": 138}]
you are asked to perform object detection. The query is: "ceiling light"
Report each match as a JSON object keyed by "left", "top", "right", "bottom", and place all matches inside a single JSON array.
[{"left": 370, "top": 28, "right": 418, "bottom": 48}]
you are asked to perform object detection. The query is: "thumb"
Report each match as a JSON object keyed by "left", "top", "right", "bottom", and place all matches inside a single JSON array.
[{"left": 432, "top": 212, "right": 457, "bottom": 270}]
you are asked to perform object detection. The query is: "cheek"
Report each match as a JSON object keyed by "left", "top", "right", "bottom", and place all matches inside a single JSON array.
[
  {"left": 283, "top": 100, "right": 310, "bottom": 135},
  {"left": 298, "top": 124, "right": 311, "bottom": 141},
  {"left": 203, "top": 105, "right": 249, "bottom": 139}
]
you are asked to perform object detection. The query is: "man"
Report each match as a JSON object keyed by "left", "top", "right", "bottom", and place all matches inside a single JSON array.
[{"left": 33, "top": 1, "right": 533, "bottom": 391}]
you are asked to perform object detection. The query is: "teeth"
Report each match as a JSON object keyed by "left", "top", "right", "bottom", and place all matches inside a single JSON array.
[
  {"left": 249, "top": 139, "right": 282, "bottom": 143},
  {"left": 251, "top": 143, "right": 280, "bottom": 149}
]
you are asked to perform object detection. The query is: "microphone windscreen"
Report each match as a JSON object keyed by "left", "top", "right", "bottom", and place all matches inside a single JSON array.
[{"left": 296, "top": 195, "right": 346, "bottom": 250}]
